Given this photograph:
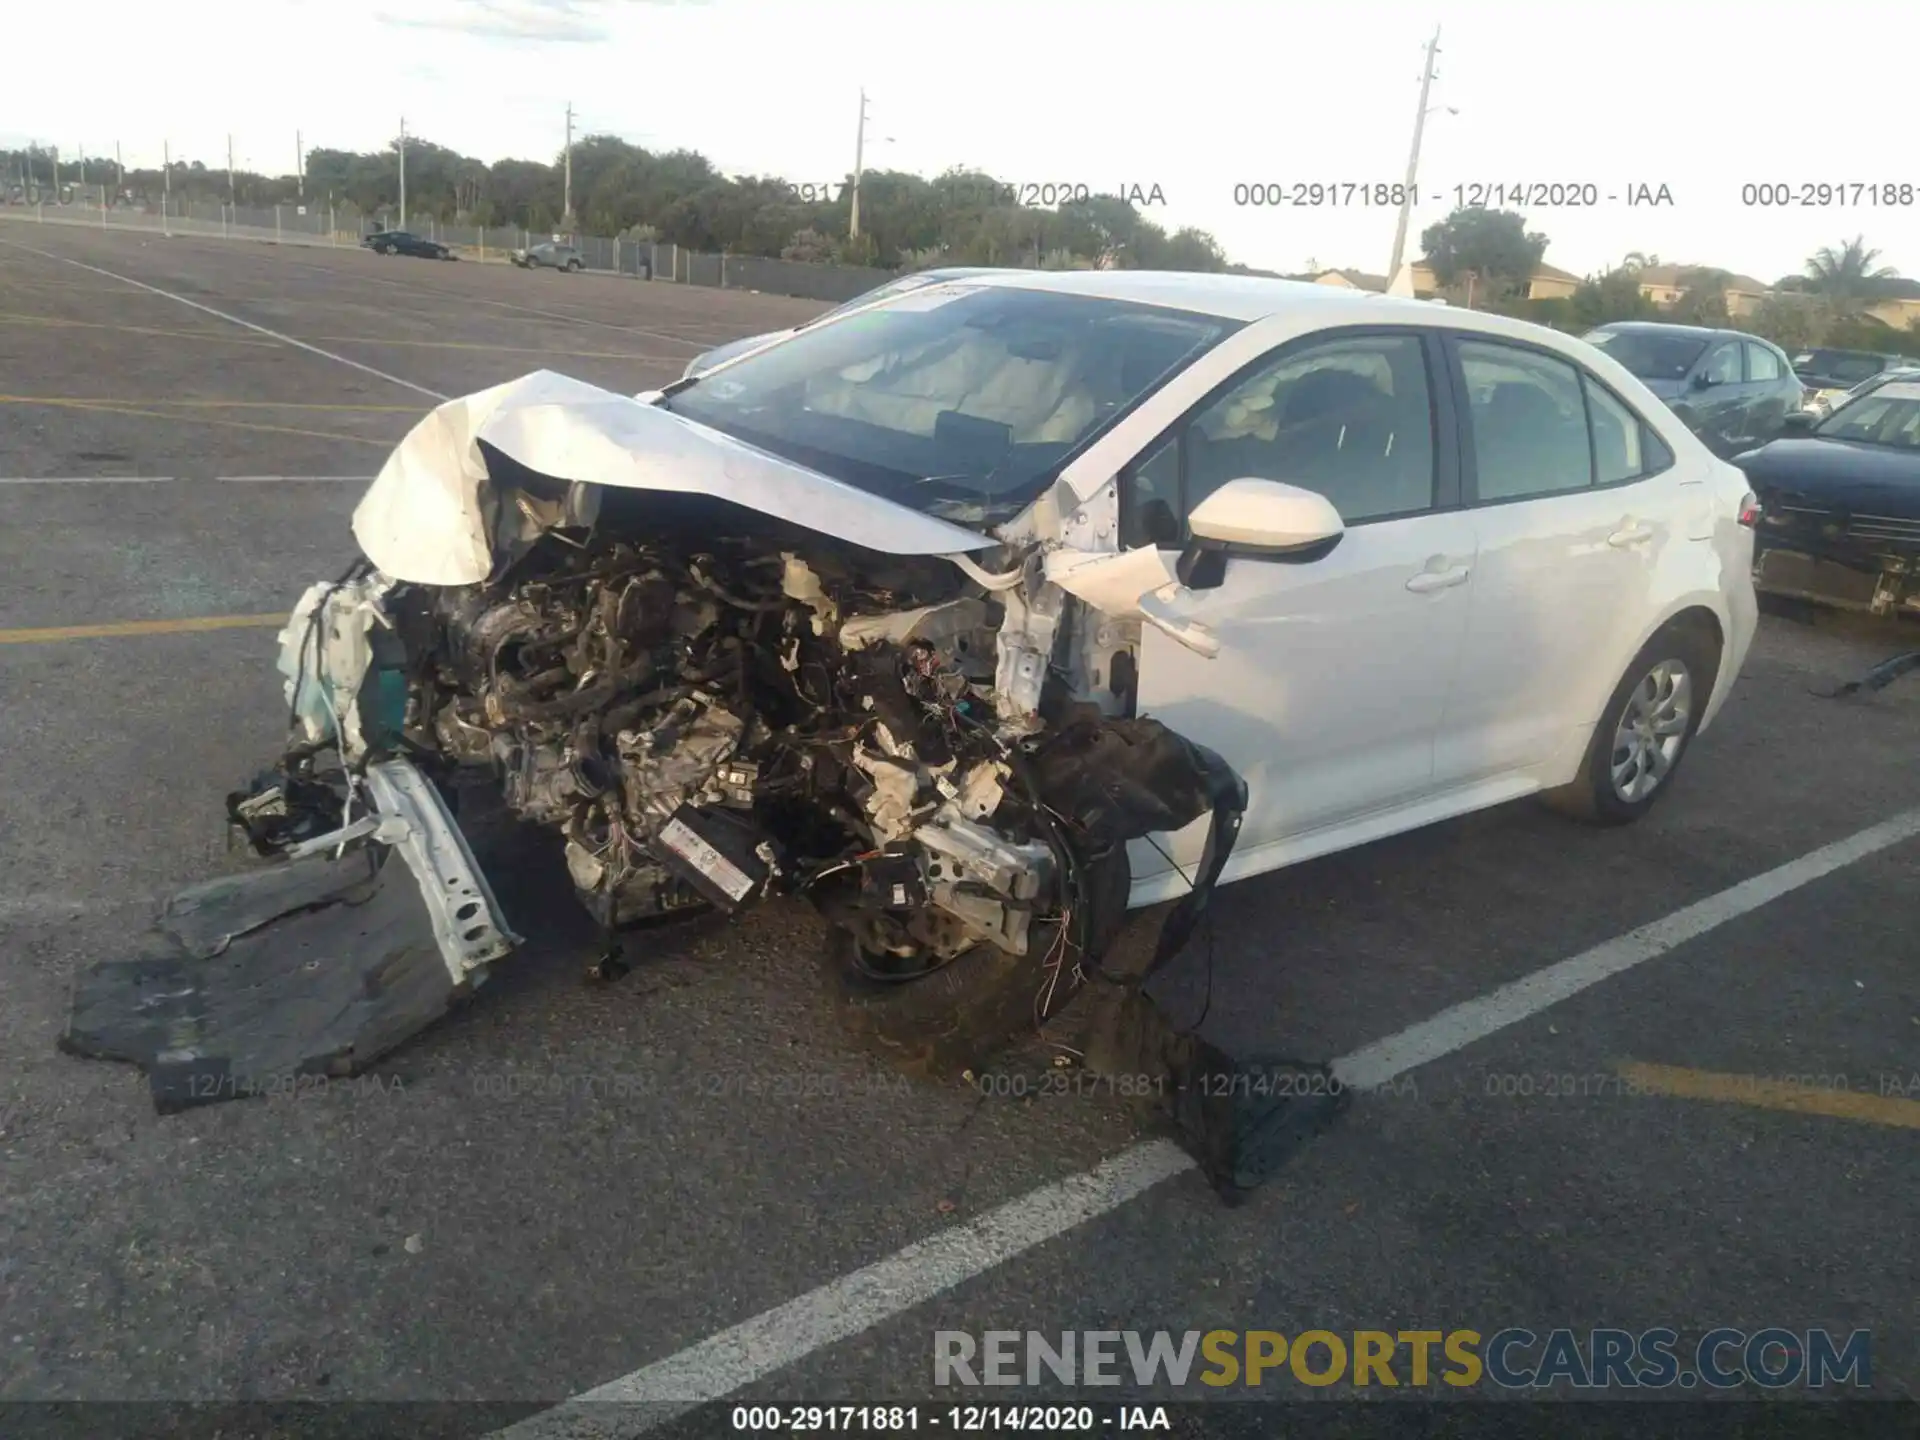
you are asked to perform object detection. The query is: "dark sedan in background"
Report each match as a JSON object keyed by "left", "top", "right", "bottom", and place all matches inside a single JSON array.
[
  {"left": 1734, "top": 367, "right": 1920, "bottom": 615},
  {"left": 1582, "top": 322, "right": 1803, "bottom": 458},
  {"left": 1790, "top": 347, "right": 1913, "bottom": 415},
  {"left": 361, "top": 230, "right": 457, "bottom": 260}
]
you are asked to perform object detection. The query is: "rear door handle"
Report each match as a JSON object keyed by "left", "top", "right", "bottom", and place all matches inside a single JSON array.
[
  {"left": 1608, "top": 522, "right": 1654, "bottom": 548},
  {"left": 1406, "top": 564, "right": 1471, "bottom": 593}
]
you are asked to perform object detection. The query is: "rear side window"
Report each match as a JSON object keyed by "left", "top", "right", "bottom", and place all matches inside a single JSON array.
[
  {"left": 1458, "top": 341, "right": 1591, "bottom": 500},
  {"left": 1584, "top": 376, "right": 1675, "bottom": 483},
  {"left": 1746, "top": 343, "right": 1783, "bottom": 382},
  {"left": 1702, "top": 343, "right": 1743, "bottom": 385}
]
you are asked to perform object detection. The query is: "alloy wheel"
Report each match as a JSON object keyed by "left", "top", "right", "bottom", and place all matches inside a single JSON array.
[{"left": 1609, "top": 658, "right": 1693, "bottom": 804}]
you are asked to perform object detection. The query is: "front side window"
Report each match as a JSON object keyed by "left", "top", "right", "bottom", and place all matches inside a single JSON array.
[
  {"left": 1459, "top": 340, "right": 1591, "bottom": 501},
  {"left": 1119, "top": 331, "right": 1438, "bottom": 546},
  {"left": 1183, "top": 333, "right": 1437, "bottom": 522},
  {"left": 662, "top": 285, "right": 1240, "bottom": 524}
]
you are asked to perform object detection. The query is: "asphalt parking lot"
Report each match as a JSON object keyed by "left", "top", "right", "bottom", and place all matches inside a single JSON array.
[{"left": 2, "top": 221, "right": 1918, "bottom": 1434}]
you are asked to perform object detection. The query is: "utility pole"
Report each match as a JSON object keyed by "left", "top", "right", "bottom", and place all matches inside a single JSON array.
[
  {"left": 398, "top": 116, "right": 407, "bottom": 228},
  {"left": 1387, "top": 26, "right": 1442, "bottom": 285},
  {"left": 115, "top": 140, "right": 123, "bottom": 190},
  {"left": 227, "top": 133, "right": 236, "bottom": 206},
  {"left": 296, "top": 130, "right": 303, "bottom": 200},
  {"left": 163, "top": 139, "right": 172, "bottom": 233},
  {"left": 562, "top": 101, "right": 573, "bottom": 231},
  {"left": 848, "top": 88, "right": 869, "bottom": 240}
]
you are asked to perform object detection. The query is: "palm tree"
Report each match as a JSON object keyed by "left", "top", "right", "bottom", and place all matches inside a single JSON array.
[
  {"left": 1805, "top": 236, "right": 1898, "bottom": 312},
  {"left": 1622, "top": 251, "right": 1661, "bottom": 271}
]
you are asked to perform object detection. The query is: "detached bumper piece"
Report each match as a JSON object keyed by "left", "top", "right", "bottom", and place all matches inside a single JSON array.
[
  {"left": 1024, "top": 719, "right": 1350, "bottom": 1199},
  {"left": 61, "top": 760, "right": 520, "bottom": 1113}
]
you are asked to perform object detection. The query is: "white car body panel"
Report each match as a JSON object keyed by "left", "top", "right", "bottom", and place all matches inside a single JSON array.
[{"left": 350, "top": 272, "right": 1758, "bottom": 912}]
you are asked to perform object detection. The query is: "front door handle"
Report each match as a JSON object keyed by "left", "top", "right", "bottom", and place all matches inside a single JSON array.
[
  {"left": 1406, "top": 564, "right": 1471, "bottom": 593},
  {"left": 1608, "top": 521, "right": 1654, "bottom": 548}
]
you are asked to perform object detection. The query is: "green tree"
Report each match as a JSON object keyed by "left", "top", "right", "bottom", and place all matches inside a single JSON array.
[
  {"left": 1420, "top": 207, "right": 1549, "bottom": 303},
  {"left": 1668, "top": 268, "right": 1733, "bottom": 327},
  {"left": 1804, "top": 235, "right": 1898, "bottom": 312},
  {"left": 1570, "top": 266, "right": 1658, "bottom": 327}
]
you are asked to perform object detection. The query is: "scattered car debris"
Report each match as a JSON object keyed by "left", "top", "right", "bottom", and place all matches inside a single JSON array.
[{"left": 1812, "top": 648, "right": 1920, "bottom": 700}]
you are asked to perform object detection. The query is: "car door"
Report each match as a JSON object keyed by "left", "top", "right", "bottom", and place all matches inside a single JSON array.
[
  {"left": 1743, "top": 340, "right": 1793, "bottom": 445},
  {"left": 1438, "top": 335, "right": 1682, "bottom": 784},
  {"left": 1123, "top": 327, "right": 1476, "bottom": 864},
  {"left": 1684, "top": 339, "right": 1747, "bottom": 455}
]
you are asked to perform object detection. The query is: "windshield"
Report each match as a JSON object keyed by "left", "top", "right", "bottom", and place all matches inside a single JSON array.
[
  {"left": 1815, "top": 381, "right": 1920, "bottom": 449},
  {"left": 662, "top": 283, "right": 1240, "bottom": 523},
  {"left": 808, "top": 272, "right": 971, "bottom": 328},
  {"left": 1584, "top": 329, "right": 1711, "bottom": 381},
  {"left": 1793, "top": 350, "right": 1891, "bottom": 385}
]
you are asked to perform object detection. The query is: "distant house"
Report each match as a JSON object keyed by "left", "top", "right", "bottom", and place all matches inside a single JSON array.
[
  {"left": 1632, "top": 264, "right": 1773, "bottom": 317},
  {"left": 1860, "top": 277, "right": 1920, "bottom": 332},
  {"left": 1310, "top": 260, "right": 1581, "bottom": 302}
]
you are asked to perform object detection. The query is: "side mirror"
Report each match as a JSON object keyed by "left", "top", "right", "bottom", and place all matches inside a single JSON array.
[
  {"left": 1781, "top": 409, "right": 1816, "bottom": 430},
  {"left": 1179, "top": 478, "right": 1345, "bottom": 587},
  {"left": 1691, "top": 372, "right": 1714, "bottom": 391}
]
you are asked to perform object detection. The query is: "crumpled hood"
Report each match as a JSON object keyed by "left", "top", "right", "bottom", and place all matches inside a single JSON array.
[{"left": 352, "top": 370, "right": 998, "bottom": 586}]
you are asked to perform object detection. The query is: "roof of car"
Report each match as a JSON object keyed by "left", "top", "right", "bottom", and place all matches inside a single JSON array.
[
  {"left": 948, "top": 268, "right": 1449, "bottom": 323},
  {"left": 1586, "top": 320, "right": 1749, "bottom": 341}
]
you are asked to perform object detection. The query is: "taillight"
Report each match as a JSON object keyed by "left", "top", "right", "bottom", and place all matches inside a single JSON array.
[{"left": 1738, "top": 493, "right": 1762, "bottom": 528}]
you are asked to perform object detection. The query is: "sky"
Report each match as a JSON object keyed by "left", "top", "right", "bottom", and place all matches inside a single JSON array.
[{"left": 5, "top": 0, "right": 1918, "bottom": 284}]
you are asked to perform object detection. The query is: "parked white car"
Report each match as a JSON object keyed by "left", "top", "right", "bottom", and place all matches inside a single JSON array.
[{"left": 88, "top": 271, "right": 1759, "bottom": 1109}]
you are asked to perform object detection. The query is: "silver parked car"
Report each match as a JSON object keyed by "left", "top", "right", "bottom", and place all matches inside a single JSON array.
[{"left": 512, "top": 241, "right": 586, "bottom": 272}]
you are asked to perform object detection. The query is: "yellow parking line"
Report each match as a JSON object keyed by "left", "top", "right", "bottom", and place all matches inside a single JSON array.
[
  {"left": 0, "top": 310, "right": 277, "bottom": 346},
  {"left": 0, "top": 614, "right": 287, "bottom": 645},
  {"left": 3, "top": 396, "right": 392, "bottom": 446},
  {"left": 0, "top": 394, "right": 419, "bottom": 413},
  {"left": 1618, "top": 1062, "right": 1920, "bottom": 1130}
]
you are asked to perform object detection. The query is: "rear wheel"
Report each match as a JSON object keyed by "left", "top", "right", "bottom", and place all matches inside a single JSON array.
[
  {"left": 567, "top": 259, "right": 583, "bottom": 273},
  {"left": 1545, "top": 624, "right": 1717, "bottom": 825}
]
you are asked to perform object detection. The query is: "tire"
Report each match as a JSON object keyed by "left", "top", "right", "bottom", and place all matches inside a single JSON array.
[
  {"left": 1544, "top": 623, "right": 1718, "bottom": 825},
  {"left": 567, "top": 259, "right": 582, "bottom": 273},
  {"left": 819, "top": 920, "right": 1079, "bottom": 1080}
]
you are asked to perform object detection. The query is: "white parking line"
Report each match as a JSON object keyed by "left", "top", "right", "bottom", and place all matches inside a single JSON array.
[
  {"left": 0, "top": 237, "right": 450, "bottom": 403},
  {"left": 219, "top": 475, "right": 374, "bottom": 483},
  {"left": 498, "top": 804, "right": 1920, "bottom": 1437}
]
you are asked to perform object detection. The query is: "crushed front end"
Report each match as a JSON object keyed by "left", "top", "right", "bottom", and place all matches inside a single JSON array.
[{"left": 61, "top": 372, "right": 1334, "bottom": 1191}]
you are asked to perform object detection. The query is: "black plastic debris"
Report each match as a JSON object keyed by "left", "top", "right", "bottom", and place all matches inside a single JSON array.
[
  {"left": 1813, "top": 648, "right": 1920, "bottom": 699},
  {"left": 60, "top": 849, "right": 465, "bottom": 1114}
]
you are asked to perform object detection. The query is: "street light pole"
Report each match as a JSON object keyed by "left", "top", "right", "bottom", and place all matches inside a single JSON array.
[
  {"left": 1387, "top": 26, "right": 1442, "bottom": 283},
  {"left": 563, "top": 101, "right": 574, "bottom": 229},
  {"left": 227, "top": 133, "right": 236, "bottom": 207},
  {"left": 398, "top": 116, "right": 407, "bottom": 229},
  {"left": 296, "top": 130, "right": 303, "bottom": 201},
  {"left": 849, "top": 88, "right": 869, "bottom": 240}
]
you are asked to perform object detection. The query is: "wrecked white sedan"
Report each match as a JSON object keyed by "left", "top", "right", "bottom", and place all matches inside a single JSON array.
[{"left": 64, "top": 272, "right": 1759, "bottom": 1188}]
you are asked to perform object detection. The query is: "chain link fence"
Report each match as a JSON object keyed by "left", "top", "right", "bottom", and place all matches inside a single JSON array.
[{"left": 1, "top": 187, "right": 898, "bottom": 302}]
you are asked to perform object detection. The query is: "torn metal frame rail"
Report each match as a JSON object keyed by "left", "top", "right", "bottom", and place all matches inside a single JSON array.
[{"left": 288, "top": 758, "right": 522, "bottom": 983}]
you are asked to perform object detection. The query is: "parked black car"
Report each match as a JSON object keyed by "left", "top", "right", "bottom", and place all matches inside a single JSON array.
[
  {"left": 1581, "top": 322, "right": 1802, "bottom": 458},
  {"left": 362, "top": 230, "right": 457, "bottom": 261},
  {"left": 1733, "top": 367, "right": 1920, "bottom": 614},
  {"left": 1789, "top": 347, "right": 1913, "bottom": 413}
]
